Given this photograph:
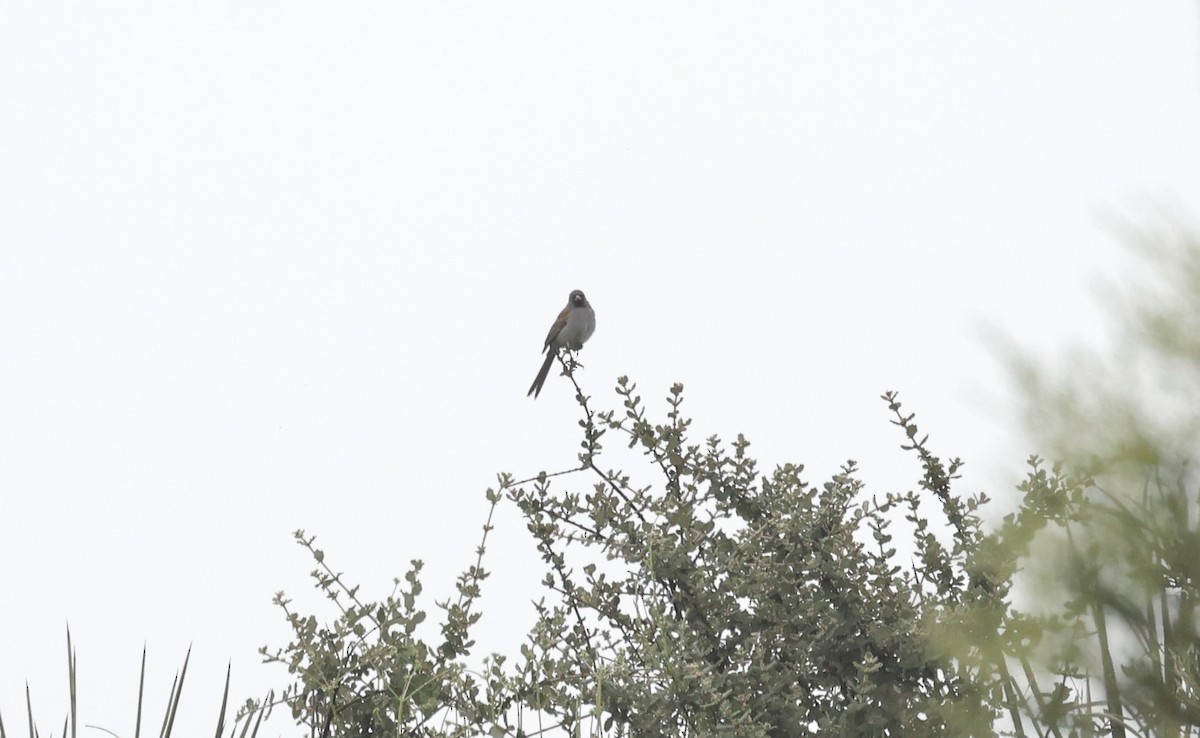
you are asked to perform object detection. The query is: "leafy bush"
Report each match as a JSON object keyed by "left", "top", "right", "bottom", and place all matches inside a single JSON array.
[{"left": 265, "top": 368, "right": 1019, "bottom": 736}]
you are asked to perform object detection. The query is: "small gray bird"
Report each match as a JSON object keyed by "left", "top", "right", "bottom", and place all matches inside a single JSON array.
[{"left": 527, "top": 289, "right": 596, "bottom": 399}]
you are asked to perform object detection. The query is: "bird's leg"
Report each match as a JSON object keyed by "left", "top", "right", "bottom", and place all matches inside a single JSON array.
[{"left": 563, "top": 349, "right": 585, "bottom": 371}]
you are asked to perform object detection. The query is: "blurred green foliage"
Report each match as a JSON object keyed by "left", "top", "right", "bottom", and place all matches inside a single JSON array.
[{"left": 1000, "top": 225, "right": 1200, "bottom": 736}]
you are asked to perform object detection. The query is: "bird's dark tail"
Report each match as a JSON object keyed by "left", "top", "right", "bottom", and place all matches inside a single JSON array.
[{"left": 527, "top": 350, "right": 556, "bottom": 398}]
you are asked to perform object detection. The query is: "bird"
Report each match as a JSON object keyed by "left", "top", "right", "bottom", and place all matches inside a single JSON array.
[{"left": 527, "top": 289, "right": 596, "bottom": 399}]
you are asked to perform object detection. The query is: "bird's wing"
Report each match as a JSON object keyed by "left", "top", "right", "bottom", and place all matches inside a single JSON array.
[{"left": 542, "top": 304, "right": 571, "bottom": 351}]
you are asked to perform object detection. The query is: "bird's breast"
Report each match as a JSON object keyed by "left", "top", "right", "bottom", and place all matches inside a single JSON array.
[{"left": 560, "top": 308, "right": 596, "bottom": 350}]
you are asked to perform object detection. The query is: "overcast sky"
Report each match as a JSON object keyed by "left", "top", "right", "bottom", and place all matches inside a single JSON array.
[{"left": 3, "top": 3, "right": 1200, "bottom": 733}]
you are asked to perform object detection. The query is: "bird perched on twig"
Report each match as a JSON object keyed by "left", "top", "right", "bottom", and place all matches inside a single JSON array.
[{"left": 527, "top": 290, "right": 595, "bottom": 399}]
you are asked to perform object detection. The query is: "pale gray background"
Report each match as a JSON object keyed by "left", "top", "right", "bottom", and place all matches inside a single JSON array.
[{"left": 3, "top": 3, "right": 1199, "bottom": 733}]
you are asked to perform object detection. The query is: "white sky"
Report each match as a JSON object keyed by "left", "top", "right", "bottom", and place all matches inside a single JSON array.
[{"left": 3, "top": 3, "right": 1200, "bottom": 733}]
